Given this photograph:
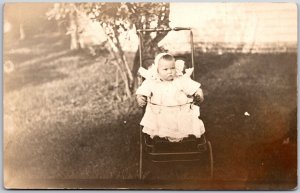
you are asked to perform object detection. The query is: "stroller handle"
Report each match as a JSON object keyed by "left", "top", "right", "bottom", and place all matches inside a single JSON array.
[{"left": 137, "top": 27, "right": 191, "bottom": 33}]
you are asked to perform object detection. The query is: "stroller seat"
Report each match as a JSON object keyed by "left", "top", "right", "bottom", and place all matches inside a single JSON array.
[{"left": 143, "top": 133, "right": 209, "bottom": 162}]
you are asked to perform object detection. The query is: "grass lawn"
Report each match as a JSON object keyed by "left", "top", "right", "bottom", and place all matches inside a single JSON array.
[{"left": 3, "top": 32, "right": 297, "bottom": 190}]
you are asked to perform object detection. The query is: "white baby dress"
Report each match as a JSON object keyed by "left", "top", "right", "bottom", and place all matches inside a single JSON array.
[{"left": 136, "top": 64, "right": 205, "bottom": 141}]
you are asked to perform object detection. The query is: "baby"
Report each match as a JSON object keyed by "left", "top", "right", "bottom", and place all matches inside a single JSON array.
[{"left": 136, "top": 53, "right": 205, "bottom": 142}]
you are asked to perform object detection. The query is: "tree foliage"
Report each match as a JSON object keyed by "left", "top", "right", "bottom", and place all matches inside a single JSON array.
[{"left": 47, "top": 2, "right": 170, "bottom": 97}]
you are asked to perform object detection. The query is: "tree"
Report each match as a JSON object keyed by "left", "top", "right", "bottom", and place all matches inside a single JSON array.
[
  {"left": 125, "top": 3, "right": 170, "bottom": 78},
  {"left": 47, "top": 3, "right": 170, "bottom": 97},
  {"left": 47, "top": 3, "right": 82, "bottom": 50}
]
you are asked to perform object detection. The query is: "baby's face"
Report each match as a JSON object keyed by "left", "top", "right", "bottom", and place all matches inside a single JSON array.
[{"left": 157, "top": 59, "right": 176, "bottom": 81}]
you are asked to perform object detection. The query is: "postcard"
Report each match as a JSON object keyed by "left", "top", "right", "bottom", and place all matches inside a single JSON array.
[{"left": 3, "top": 2, "right": 297, "bottom": 190}]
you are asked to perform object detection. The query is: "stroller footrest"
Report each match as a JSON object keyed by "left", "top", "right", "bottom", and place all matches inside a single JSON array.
[
  {"left": 149, "top": 151, "right": 201, "bottom": 156},
  {"left": 148, "top": 152, "right": 204, "bottom": 162}
]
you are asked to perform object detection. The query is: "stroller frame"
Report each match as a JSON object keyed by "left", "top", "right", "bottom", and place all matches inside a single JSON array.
[{"left": 137, "top": 27, "right": 213, "bottom": 180}]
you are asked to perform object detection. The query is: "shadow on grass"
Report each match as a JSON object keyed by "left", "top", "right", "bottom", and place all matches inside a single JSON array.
[
  {"left": 4, "top": 47, "right": 110, "bottom": 93},
  {"left": 4, "top": 59, "right": 69, "bottom": 93},
  {"left": 4, "top": 112, "right": 142, "bottom": 180}
]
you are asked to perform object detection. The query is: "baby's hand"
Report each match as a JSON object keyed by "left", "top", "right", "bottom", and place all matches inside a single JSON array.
[
  {"left": 136, "top": 95, "right": 147, "bottom": 107},
  {"left": 194, "top": 88, "right": 204, "bottom": 104}
]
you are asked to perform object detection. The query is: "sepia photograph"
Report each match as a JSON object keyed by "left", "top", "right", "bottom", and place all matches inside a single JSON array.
[{"left": 3, "top": 2, "right": 297, "bottom": 190}]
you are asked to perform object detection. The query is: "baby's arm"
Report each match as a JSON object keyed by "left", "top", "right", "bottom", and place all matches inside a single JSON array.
[{"left": 179, "top": 76, "right": 204, "bottom": 104}]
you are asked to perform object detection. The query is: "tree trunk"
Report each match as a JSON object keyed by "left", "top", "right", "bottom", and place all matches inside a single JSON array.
[
  {"left": 19, "top": 23, "right": 25, "bottom": 40},
  {"left": 69, "top": 12, "right": 80, "bottom": 50},
  {"left": 104, "top": 29, "right": 132, "bottom": 98}
]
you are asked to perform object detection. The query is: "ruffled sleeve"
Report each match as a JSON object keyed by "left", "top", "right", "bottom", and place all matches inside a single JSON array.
[
  {"left": 136, "top": 79, "right": 153, "bottom": 97},
  {"left": 178, "top": 76, "right": 201, "bottom": 96}
]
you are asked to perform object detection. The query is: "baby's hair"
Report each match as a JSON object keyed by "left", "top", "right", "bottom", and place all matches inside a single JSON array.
[{"left": 159, "top": 54, "right": 175, "bottom": 62}]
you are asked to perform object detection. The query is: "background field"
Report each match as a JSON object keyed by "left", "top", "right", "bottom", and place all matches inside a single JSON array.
[{"left": 3, "top": 29, "right": 297, "bottom": 189}]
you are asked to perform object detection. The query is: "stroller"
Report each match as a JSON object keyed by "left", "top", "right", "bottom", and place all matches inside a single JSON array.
[{"left": 137, "top": 27, "right": 213, "bottom": 180}]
